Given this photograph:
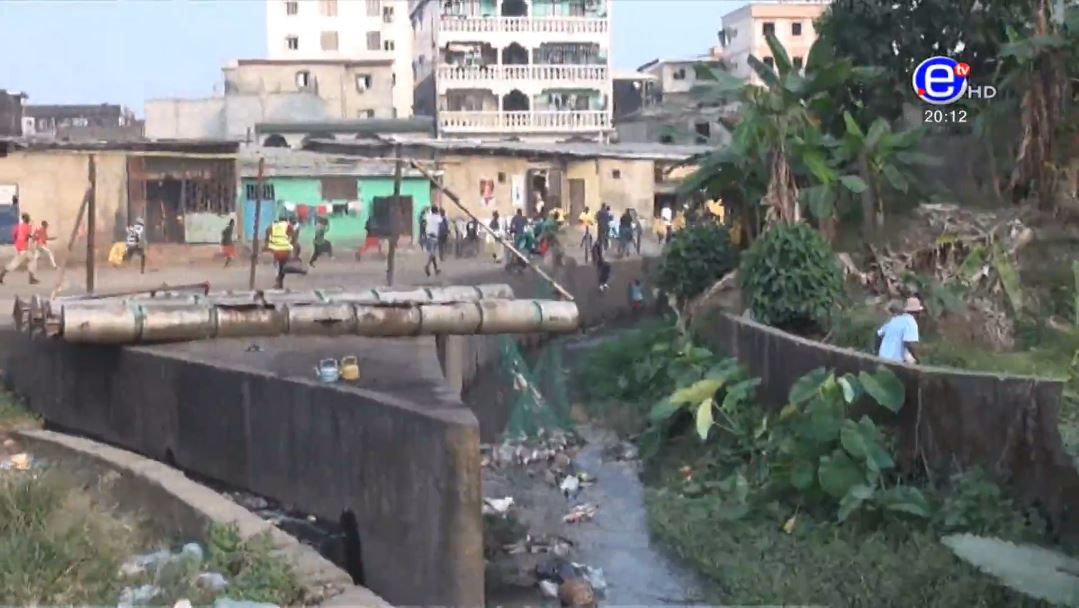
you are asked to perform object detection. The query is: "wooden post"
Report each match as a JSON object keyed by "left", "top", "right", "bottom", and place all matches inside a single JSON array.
[
  {"left": 248, "top": 157, "right": 264, "bottom": 290},
  {"left": 387, "top": 143, "right": 402, "bottom": 286},
  {"left": 85, "top": 155, "right": 96, "bottom": 293}
]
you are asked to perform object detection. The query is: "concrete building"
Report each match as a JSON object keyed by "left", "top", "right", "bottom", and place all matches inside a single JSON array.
[
  {"left": 410, "top": 0, "right": 614, "bottom": 142},
  {"left": 718, "top": 0, "right": 830, "bottom": 84},
  {"left": 616, "top": 53, "right": 733, "bottom": 146},
  {"left": 22, "top": 104, "right": 142, "bottom": 140},
  {"left": 266, "top": 0, "right": 414, "bottom": 118},
  {"left": 306, "top": 138, "right": 709, "bottom": 222},
  {"left": 145, "top": 59, "right": 397, "bottom": 142},
  {"left": 0, "top": 139, "right": 238, "bottom": 249},
  {"left": 0, "top": 91, "right": 26, "bottom": 137}
]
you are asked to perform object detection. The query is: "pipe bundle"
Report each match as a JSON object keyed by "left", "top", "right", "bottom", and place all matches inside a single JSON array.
[{"left": 13, "top": 284, "right": 580, "bottom": 345}]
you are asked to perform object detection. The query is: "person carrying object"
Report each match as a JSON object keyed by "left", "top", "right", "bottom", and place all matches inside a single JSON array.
[{"left": 876, "top": 297, "right": 924, "bottom": 364}]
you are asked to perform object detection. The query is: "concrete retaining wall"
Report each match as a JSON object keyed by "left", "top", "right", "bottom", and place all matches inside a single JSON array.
[
  {"left": 697, "top": 311, "right": 1079, "bottom": 535},
  {"left": 0, "top": 333, "right": 482, "bottom": 607},
  {"left": 16, "top": 429, "right": 388, "bottom": 607}
]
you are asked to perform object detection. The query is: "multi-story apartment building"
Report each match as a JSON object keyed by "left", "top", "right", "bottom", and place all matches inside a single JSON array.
[
  {"left": 718, "top": 0, "right": 830, "bottom": 84},
  {"left": 410, "top": 0, "right": 613, "bottom": 142},
  {"left": 265, "top": 0, "right": 414, "bottom": 117}
]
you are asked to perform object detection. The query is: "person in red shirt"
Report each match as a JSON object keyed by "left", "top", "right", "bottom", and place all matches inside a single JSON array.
[
  {"left": 0, "top": 213, "right": 39, "bottom": 284},
  {"left": 32, "top": 220, "right": 56, "bottom": 269}
]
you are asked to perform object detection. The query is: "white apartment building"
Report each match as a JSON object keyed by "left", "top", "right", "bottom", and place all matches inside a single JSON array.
[
  {"left": 718, "top": 0, "right": 830, "bottom": 84},
  {"left": 266, "top": 0, "right": 414, "bottom": 117},
  {"left": 410, "top": 0, "right": 613, "bottom": 142}
]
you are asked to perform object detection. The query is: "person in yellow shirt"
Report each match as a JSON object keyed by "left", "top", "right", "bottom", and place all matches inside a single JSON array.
[{"left": 706, "top": 199, "right": 725, "bottom": 222}]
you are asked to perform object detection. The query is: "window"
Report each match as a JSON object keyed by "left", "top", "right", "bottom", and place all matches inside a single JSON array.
[
  {"left": 763, "top": 21, "right": 775, "bottom": 35},
  {"left": 286, "top": 36, "right": 299, "bottom": 50},
  {"left": 245, "top": 183, "right": 275, "bottom": 200},
  {"left": 358, "top": 109, "right": 375, "bottom": 118},
  {"left": 285, "top": 1, "right": 298, "bottom": 15},
  {"left": 672, "top": 67, "right": 686, "bottom": 80},
  {"left": 695, "top": 122, "right": 710, "bottom": 144},
  {"left": 383, "top": 5, "right": 394, "bottom": 23},
  {"left": 763, "top": 56, "right": 774, "bottom": 68},
  {"left": 321, "top": 31, "right": 339, "bottom": 51},
  {"left": 366, "top": 0, "right": 380, "bottom": 17},
  {"left": 497, "top": 172, "right": 506, "bottom": 183},
  {"left": 366, "top": 31, "right": 381, "bottom": 51},
  {"left": 356, "top": 74, "right": 372, "bottom": 92},
  {"left": 659, "top": 134, "right": 674, "bottom": 144},
  {"left": 320, "top": 0, "right": 337, "bottom": 16},
  {"left": 793, "top": 56, "right": 804, "bottom": 70},
  {"left": 392, "top": 73, "right": 397, "bottom": 86},
  {"left": 611, "top": 169, "right": 622, "bottom": 179},
  {"left": 792, "top": 22, "right": 803, "bottom": 36},
  {"left": 384, "top": 39, "right": 395, "bottom": 51},
  {"left": 296, "top": 70, "right": 312, "bottom": 88}
]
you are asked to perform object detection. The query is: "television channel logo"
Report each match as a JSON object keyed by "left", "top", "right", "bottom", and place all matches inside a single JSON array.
[{"left": 912, "top": 56, "right": 996, "bottom": 105}]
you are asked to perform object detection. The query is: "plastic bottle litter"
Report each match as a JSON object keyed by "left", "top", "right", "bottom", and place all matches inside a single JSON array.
[
  {"left": 119, "top": 549, "right": 172, "bottom": 577},
  {"left": 119, "top": 584, "right": 162, "bottom": 605},
  {"left": 576, "top": 564, "right": 608, "bottom": 595},
  {"left": 483, "top": 496, "right": 515, "bottom": 516},
  {"left": 180, "top": 542, "right": 204, "bottom": 563},
  {"left": 563, "top": 503, "right": 598, "bottom": 524},
  {"left": 174, "top": 600, "right": 193, "bottom": 608},
  {"left": 196, "top": 572, "right": 229, "bottom": 591},
  {"left": 538, "top": 579, "right": 560, "bottom": 599},
  {"left": 560, "top": 475, "right": 581, "bottom": 499}
]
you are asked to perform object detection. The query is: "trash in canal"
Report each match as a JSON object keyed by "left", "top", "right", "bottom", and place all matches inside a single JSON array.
[
  {"left": 563, "top": 503, "right": 598, "bottom": 524},
  {"left": 559, "top": 577, "right": 596, "bottom": 607},
  {"left": 560, "top": 474, "right": 581, "bottom": 499},
  {"left": 119, "top": 583, "right": 162, "bottom": 605},
  {"left": 1, "top": 452, "right": 31, "bottom": 471},
  {"left": 538, "top": 579, "right": 560, "bottom": 599},
  {"left": 483, "top": 496, "right": 515, "bottom": 517}
]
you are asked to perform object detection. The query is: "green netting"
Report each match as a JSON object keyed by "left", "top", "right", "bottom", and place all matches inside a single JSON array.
[{"left": 500, "top": 335, "right": 572, "bottom": 438}]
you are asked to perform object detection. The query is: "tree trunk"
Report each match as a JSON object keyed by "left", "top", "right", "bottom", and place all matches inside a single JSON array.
[{"left": 858, "top": 155, "right": 877, "bottom": 237}]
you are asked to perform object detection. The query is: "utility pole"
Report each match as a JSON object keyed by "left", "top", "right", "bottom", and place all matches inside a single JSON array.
[
  {"left": 248, "top": 156, "right": 264, "bottom": 290},
  {"left": 387, "top": 143, "right": 402, "bottom": 286},
  {"left": 85, "top": 155, "right": 96, "bottom": 294}
]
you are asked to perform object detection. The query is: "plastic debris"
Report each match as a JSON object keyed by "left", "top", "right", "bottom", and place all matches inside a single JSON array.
[
  {"left": 1, "top": 452, "right": 31, "bottom": 471},
  {"left": 2, "top": 438, "right": 15, "bottom": 448},
  {"left": 119, "top": 584, "right": 162, "bottom": 605},
  {"left": 560, "top": 475, "right": 580, "bottom": 499},
  {"left": 180, "top": 542, "right": 204, "bottom": 563},
  {"left": 563, "top": 503, "right": 598, "bottom": 524},
  {"left": 538, "top": 579, "right": 560, "bottom": 599},
  {"left": 213, "top": 599, "right": 279, "bottom": 608},
  {"left": 483, "top": 497, "right": 515, "bottom": 517},
  {"left": 196, "top": 572, "right": 229, "bottom": 591},
  {"left": 558, "top": 578, "right": 596, "bottom": 607},
  {"left": 576, "top": 563, "right": 607, "bottom": 596},
  {"left": 119, "top": 549, "right": 172, "bottom": 577},
  {"left": 174, "top": 600, "right": 193, "bottom": 608}
]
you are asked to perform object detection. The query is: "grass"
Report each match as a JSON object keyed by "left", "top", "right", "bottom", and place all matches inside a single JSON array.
[
  {"left": 0, "top": 454, "right": 303, "bottom": 606},
  {"left": 0, "top": 390, "right": 39, "bottom": 433},
  {"left": 643, "top": 440, "right": 1053, "bottom": 608}
]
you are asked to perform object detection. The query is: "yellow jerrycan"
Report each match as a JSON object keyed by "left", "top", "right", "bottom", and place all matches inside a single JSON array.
[{"left": 340, "top": 355, "right": 361, "bottom": 381}]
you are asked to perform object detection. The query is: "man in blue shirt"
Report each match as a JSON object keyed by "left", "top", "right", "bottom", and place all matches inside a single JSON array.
[{"left": 876, "top": 297, "right": 923, "bottom": 363}]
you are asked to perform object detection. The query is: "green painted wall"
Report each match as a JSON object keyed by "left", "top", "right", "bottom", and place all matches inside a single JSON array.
[{"left": 239, "top": 176, "right": 432, "bottom": 252}]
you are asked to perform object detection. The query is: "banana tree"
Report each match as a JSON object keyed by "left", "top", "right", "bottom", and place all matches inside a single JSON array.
[
  {"left": 828, "top": 112, "right": 941, "bottom": 234},
  {"left": 680, "top": 31, "right": 884, "bottom": 237}
]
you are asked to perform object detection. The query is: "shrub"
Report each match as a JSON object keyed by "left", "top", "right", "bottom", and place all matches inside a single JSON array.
[
  {"left": 657, "top": 222, "right": 740, "bottom": 302},
  {"left": 740, "top": 222, "right": 844, "bottom": 334}
]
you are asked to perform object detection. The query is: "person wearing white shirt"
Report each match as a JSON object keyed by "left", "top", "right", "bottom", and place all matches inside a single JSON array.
[{"left": 424, "top": 207, "right": 443, "bottom": 276}]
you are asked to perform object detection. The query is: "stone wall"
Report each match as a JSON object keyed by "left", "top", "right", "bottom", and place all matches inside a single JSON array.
[
  {"left": 0, "top": 332, "right": 482, "bottom": 607},
  {"left": 697, "top": 311, "right": 1079, "bottom": 536}
]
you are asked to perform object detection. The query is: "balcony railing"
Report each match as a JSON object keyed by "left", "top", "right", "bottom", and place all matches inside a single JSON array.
[
  {"left": 437, "top": 64, "right": 608, "bottom": 82},
  {"left": 439, "top": 15, "right": 608, "bottom": 35},
  {"left": 439, "top": 110, "right": 610, "bottom": 133}
]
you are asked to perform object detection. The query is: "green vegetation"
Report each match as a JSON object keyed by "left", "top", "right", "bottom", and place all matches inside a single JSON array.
[
  {"left": 655, "top": 222, "right": 739, "bottom": 303},
  {"left": 0, "top": 469, "right": 302, "bottom": 605},
  {"left": 739, "top": 222, "right": 844, "bottom": 335},
  {"left": 0, "top": 391, "right": 39, "bottom": 432}
]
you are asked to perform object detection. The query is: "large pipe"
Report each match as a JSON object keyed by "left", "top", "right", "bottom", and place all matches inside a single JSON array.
[{"left": 54, "top": 299, "right": 579, "bottom": 344}]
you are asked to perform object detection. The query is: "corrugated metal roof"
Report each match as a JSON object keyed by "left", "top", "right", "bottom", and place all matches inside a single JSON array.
[
  {"left": 238, "top": 147, "right": 426, "bottom": 178},
  {"left": 307, "top": 137, "right": 712, "bottom": 160},
  {"left": 254, "top": 117, "right": 435, "bottom": 135}
]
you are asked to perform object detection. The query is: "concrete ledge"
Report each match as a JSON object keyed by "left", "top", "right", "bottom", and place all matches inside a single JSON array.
[
  {"left": 697, "top": 311, "right": 1079, "bottom": 536},
  {"left": 15, "top": 429, "right": 389, "bottom": 607},
  {"left": 0, "top": 333, "right": 483, "bottom": 606}
]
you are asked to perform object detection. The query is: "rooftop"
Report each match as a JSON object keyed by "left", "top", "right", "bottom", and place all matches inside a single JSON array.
[
  {"left": 238, "top": 147, "right": 425, "bottom": 178},
  {"left": 0, "top": 137, "right": 239, "bottom": 155},
  {"left": 228, "top": 58, "right": 394, "bottom": 67},
  {"left": 305, "top": 137, "right": 712, "bottom": 161},
  {"left": 255, "top": 117, "right": 435, "bottom": 136},
  {"left": 23, "top": 104, "right": 125, "bottom": 118}
]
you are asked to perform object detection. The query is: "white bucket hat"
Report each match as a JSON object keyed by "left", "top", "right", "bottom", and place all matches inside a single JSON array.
[{"left": 903, "top": 297, "right": 925, "bottom": 313}]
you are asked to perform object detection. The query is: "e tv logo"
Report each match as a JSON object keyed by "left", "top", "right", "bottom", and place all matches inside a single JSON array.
[{"left": 912, "top": 56, "right": 996, "bottom": 105}]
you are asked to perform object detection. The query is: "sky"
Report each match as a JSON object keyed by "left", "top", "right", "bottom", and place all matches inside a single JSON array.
[{"left": 0, "top": 0, "right": 744, "bottom": 115}]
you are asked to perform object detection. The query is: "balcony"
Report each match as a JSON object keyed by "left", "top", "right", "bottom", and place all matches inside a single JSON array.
[
  {"left": 439, "top": 15, "right": 608, "bottom": 35},
  {"left": 438, "top": 110, "right": 610, "bottom": 133},
  {"left": 437, "top": 64, "right": 608, "bottom": 84}
]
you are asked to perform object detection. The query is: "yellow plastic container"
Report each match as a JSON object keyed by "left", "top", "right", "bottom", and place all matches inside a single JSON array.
[{"left": 340, "top": 355, "right": 361, "bottom": 381}]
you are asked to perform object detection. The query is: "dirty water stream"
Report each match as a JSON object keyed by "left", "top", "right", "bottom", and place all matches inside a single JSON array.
[{"left": 209, "top": 329, "right": 708, "bottom": 606}]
